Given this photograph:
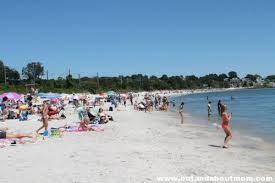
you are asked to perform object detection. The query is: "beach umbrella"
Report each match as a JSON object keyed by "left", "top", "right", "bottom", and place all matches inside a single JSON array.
[
  {"left": 0, "top": 92, "right": 22, "bottom": 101},
  {"left": 50, "top": 98, "right": 60, "bottom": 103},
  {"left": 107, "top": 91, "right": 116, "bottom": 96}
]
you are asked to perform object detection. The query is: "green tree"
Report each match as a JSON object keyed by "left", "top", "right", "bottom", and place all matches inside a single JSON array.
[
  {"left": 22, "top": 62, "right": 44, "bottom": 81},
  {"left": 0, "top": 60, "right": 20, "bottom": 84},
  {"left": 0, "top": 60, "right": 5, "bottom": 83},
  {"left": 6, "top": 67, "right": 20, "bottom": 81},
  {"left": 245, "top": 74, "right": 257, "bottom": 82},
  {"left": 266, "top": 75, "right": 275, "bottom": 81},
  {"left": 66, "top": 74, "right": 74, "bottom": 88},
  {"left": 218, "top": 73, "right": 228, "bottom": 81},
  {"left": 228, "top": 71, "right": 238, "bottom": 79}
]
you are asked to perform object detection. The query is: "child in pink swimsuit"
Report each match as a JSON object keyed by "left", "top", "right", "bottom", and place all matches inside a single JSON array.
[{"left": 221, "top": 104, "right": 232, "bottom": 148}]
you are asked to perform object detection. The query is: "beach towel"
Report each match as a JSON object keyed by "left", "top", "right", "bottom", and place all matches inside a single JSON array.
[
  {"left": 61, "top": 125, "right": 104, "bottom": 133},
  {"left": 48, "top": 110, "right": 60, "bottom": 116}
]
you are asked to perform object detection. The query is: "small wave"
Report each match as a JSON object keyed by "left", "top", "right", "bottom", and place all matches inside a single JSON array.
[{"left": 243, "top": 135, "right": 264, "bottom": 143}]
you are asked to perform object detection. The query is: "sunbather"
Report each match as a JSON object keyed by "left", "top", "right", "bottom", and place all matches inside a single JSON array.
[
  {"left": 98, "top": 108, "right": 113, "bottom": 124},
  {"left": 0, "top": 127, "right": 34, "bottom": 139}
]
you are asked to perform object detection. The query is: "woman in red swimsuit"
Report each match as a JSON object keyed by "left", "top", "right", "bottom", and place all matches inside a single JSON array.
[
  {"left": 221, "top": 104, "right": 232, "bottom": 148},
  {"left": 36, "top": 100, "right": 49, "bottom": 134}
]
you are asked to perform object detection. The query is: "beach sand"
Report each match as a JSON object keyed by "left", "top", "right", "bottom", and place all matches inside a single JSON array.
[{"left": 0, "top": 105, "right": 274, "bottom": 183}]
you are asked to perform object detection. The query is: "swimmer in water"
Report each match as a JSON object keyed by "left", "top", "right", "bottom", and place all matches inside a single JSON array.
[{"left": 207, "top": 101, "right": 212, "bottom": 118}]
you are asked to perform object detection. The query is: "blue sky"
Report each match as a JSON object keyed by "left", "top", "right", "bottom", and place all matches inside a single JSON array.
[{"left": 0, "top": 0, "right": 274, "bottom": 78}]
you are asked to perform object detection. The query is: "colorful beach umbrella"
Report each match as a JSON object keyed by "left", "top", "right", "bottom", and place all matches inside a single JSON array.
[
  {"left": 107, "top": 91, "right": 116, "bottom": 96},
  {"left": 0, "top": 92, "right": 22, "bottom": 101},
  {"left": 50, "top": 98, "right": 60, "bottom": 103}
]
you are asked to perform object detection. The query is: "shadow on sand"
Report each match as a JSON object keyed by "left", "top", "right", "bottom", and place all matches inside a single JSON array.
[{"left": 208, "top": 145, "right": 223, "bottom": 148}]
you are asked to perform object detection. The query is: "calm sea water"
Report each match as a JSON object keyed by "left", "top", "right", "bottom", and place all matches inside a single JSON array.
[{"left": 170, "top": 88, "right": 275, "bottom": 144}]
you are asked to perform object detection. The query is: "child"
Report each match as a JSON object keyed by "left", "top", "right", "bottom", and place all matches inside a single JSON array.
[
  {"left": 221, "top": 104, "right": 232, "bottom": 148},
  {"left": 78, "top": 117, "right": 90, "bottom": 131}
]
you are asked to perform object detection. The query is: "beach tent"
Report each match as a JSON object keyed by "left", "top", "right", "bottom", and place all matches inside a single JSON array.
[{"left": 0, "top": 92, "right": 22, "bottom": 101}]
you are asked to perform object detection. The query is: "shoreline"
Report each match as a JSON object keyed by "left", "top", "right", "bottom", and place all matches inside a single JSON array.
[
  {"left": 167, "top": 109, "right": 275, "bottom": 153},
  {"left": 165, "top": 88, "right": 275, "bottom": 150}
]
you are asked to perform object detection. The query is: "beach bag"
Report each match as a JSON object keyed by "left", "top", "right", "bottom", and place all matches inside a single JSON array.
[{"left": 50, "top": 128, "right": 61, "bottom": 138}]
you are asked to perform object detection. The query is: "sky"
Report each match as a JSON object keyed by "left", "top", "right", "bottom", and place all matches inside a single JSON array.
[{"left": 0, "top": 0, "right": 274, "bottom": 79}]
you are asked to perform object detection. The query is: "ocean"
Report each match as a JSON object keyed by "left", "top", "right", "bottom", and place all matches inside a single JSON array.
[{"left": 170, "top": 88, "right": 275, "bottom": 144}]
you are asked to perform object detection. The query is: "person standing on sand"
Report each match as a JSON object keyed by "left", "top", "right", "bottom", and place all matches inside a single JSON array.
[
  {"left": 221, "top": 104, "right": 232, "bottom": 148},
  {"left": 154, "top": 96, "right": 158, "bottom": 109},
  {"left": 179, "top": 102, "right": 184, "bottom": 124},
  {"left": 129, "top": 94, "right": 133, "bottom": 105},
  {"left": 36, "top": 100, "right": 49, "bottom": 135},
  {"left": 158, "top": 95, "right": 161, "bottom": 106},
  {"left": 0, "top": 97, "right": 8, "bottom": 121},
  {"left": 123, "top": 98, "right": 127, "bottom": 107}
]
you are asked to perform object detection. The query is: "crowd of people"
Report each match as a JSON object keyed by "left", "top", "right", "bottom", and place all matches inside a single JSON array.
[
  {"left": 0, "top": 88, "right": 234, "bottom": 149},
  {"left": 0, "top": 89, "right": 122, "bottom": 146},
  {"left": 133, "top": 94, "right": 170, "bottom": 112}
]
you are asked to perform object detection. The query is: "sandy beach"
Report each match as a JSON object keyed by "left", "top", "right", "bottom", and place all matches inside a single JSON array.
[
  {"left": 1, "top": 0, "right": 275, "bottom": 182},
  {"left": 0, "top": 101, "right": 274, "bottom": 183}
]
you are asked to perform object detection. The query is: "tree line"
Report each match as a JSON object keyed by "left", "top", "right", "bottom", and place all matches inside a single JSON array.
[{"left": 0, "top": 60, "right": 274, "bottom": 94}]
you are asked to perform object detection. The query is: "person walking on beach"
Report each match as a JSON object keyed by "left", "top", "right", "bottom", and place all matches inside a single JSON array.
[
  {"left": 36, "top": 100, "right": 49, "bottom": 135},
  {"left": 129, "top": 94, "right": 133, "bottom": 105},
  {"left": 221, "top": 104, "right": 232, "bottom": 148},
  {"left": 158, "top": 95, "right": 161, "bottom": 106},
  {"left": 179, "top": 102, "right": 184, "bottom": 124},
  {"left": 217, "top": 100, "right": 222, "bottom": 116}
]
